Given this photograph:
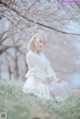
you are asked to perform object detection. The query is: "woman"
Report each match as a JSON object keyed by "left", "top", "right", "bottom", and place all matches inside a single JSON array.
[{"left": 22, "top": 31, "right": 70, "bottom": 101}]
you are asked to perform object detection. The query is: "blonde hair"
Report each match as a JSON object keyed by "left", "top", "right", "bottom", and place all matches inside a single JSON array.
[{"left": 27, "top": 31, "right": 47, "bottom": 52}]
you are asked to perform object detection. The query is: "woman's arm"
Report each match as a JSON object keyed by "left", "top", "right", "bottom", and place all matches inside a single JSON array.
[
  {"left": 46, "top": 61, "right": 56, "bottom": 77},
  {"left": 44, "top": 55, "right": 61, "bottom": 83},
  {"left": 25, "top": 52, "right": 48, "bottom": 83}
]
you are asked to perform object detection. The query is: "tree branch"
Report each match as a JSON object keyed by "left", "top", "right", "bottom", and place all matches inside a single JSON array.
[
  {"left": 0, "top": 44, "right": 21, "bottom": 55},
  {"left": 0, "top": 1, "right": 80, "bottom": 36}
]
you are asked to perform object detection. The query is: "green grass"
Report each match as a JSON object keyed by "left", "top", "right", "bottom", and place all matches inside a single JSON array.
[{"left": 0, "top": 80, "right": 80, "bottom": 119}]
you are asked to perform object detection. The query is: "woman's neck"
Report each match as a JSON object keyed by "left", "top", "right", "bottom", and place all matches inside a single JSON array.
[{"left": 30, "top": 49, "right": 42, "bottom": 55}]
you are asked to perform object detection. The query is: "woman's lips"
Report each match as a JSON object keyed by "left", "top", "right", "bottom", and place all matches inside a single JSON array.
[{"left": 39, "top": 46, "right": 42, "bottom": 48}]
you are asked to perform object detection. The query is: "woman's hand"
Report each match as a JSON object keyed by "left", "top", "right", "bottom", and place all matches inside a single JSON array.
[
  {"left": 47, "top": 77, "right": 53, "bottom": 84},
  {"left": 47, "top": 77, "right": 62, "bottom": 84}
]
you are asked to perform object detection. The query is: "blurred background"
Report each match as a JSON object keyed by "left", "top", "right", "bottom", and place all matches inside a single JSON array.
[{"left": 0, "top": 0, "right": 80, "bottom": 89}]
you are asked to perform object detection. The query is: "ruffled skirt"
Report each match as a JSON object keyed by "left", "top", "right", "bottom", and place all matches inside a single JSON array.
[{"left": 22, "top": 76, "right": 70, "bottom": 101}]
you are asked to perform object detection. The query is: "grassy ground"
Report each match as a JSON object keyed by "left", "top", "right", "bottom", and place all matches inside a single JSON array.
[{"left": 0, "top": 80, "right": 80, "bottom": 119}]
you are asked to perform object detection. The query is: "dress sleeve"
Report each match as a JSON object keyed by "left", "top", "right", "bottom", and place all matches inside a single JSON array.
[
  {"left": 46, "top": 61, "right": 56, "bottom": 77},
  {"left": 26, "top": 53, "right": 39, "bottom": 69},
  {"left": 25, "top": 53, "right": 48, "bottom": 83},
  {"left": 26, "top": 52, "right": 45, "bottom": 69}
]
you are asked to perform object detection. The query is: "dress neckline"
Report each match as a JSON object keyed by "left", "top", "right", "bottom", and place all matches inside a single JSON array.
[{"left": 30, "top": 50, "right": 43, "bottom": 56}]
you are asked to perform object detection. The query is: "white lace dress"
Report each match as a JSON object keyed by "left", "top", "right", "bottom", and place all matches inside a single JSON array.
[{"left": 22, "top": 51, "right": 70, "bottom": 101}]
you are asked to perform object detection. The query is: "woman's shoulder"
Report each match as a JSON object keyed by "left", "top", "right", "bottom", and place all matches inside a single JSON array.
[
  {"left": 26, "top": 51, "right": 36, "bottom": 59},
  {"left": 26, "top": 50, "right": 45, "bottom": 58}
]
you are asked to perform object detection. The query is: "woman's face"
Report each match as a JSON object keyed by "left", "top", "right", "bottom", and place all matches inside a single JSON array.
[{"left": 35, "top": 39, "right": 46, "bottom": 51}]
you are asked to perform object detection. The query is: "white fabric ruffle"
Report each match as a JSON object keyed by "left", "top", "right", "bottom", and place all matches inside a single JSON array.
[{"left": 23, "top": 51, "right": 71, "bottom": 101}]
